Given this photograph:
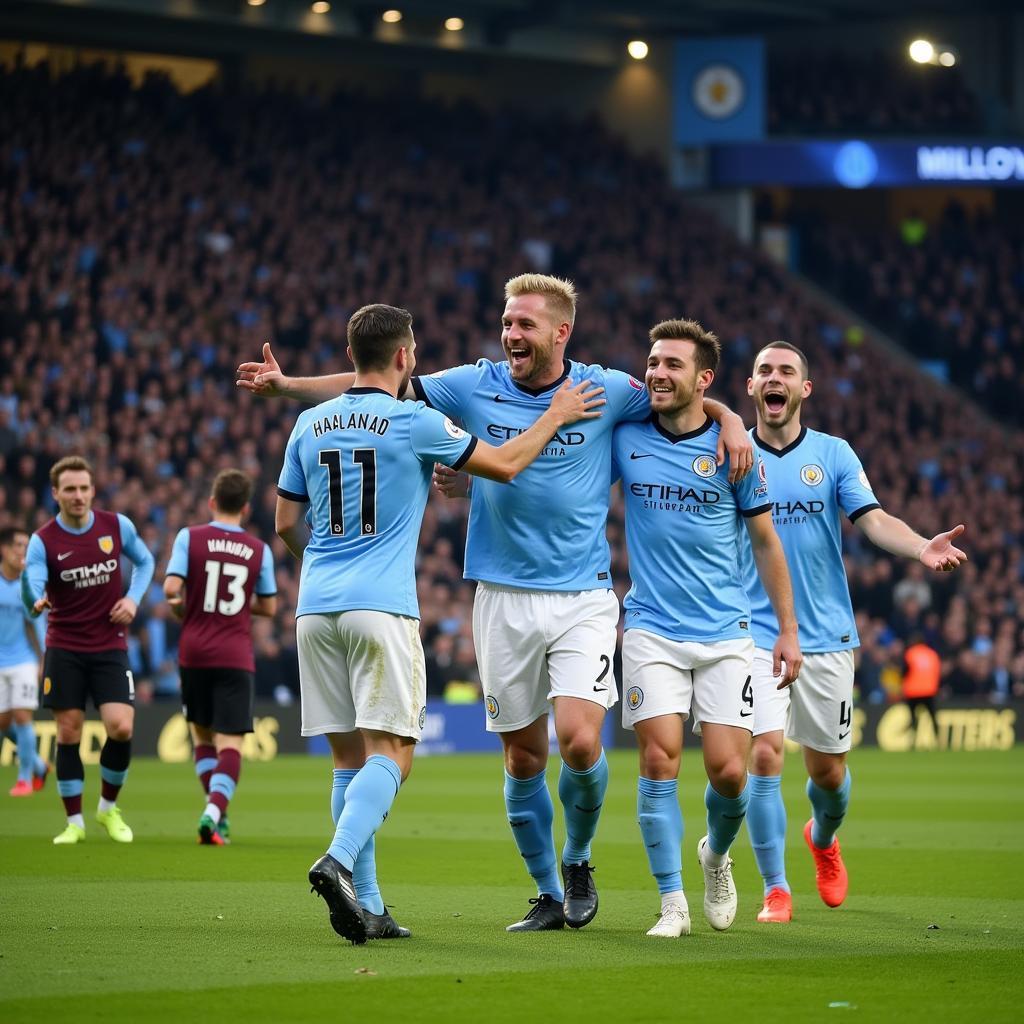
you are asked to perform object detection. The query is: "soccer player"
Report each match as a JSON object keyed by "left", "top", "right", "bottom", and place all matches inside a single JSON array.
[
  {"left": 164, "top": 469, "right": 278, "bottom": 845},
  {"left": 742, "top": 342, "right": 966, "bottom": 922},
  {"left": 275, "top": 303, "right": 604, "bottom": 943},
  {"left": 1, "top": 526, "right": 50, "bottom": 796},
  {"left": 22, "top": 456, "right": 155, "bottom": 844},
  {"left": 613, "top": 320, "right": 801, "bottom": 938},
  {"left": 238, "top": 275, "right": 753, "bottom": 932}
]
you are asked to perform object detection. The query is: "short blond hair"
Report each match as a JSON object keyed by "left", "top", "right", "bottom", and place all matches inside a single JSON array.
[
  {"left": 649, "top": 318, "right": 721, "bottom": 373},
  {"left": 504, "top": 273, "right": 577, "bottom": 327}
]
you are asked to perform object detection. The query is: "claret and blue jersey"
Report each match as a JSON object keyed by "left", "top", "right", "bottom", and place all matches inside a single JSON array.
[
  {"left": 739, "top": 425, "right": 880, "bottom": 653},
  {"left": 612, "top": 416, "right": 770, "bottom": 643},
  {"left": 278, "top": 387, "right": 477, "bottom": 620},
  {"left": 413, "top": 358, "right": 651, "bottom": 591}
]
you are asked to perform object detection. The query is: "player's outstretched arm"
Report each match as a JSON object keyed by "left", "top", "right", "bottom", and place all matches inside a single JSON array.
[
  {"left": 745, "top": 512, "right": 802, "bottom": 687},
  {"left": 275, "top": 495, "right": 309, "bottom": 560},
  {"left": 703, "top": 398, "right": 753, "bottom": 483},
  {"left": 251, "top": 594, "right": 277, "bottom": 617},
  {"left": 855, "top": 510, "right": 967, "bottom": 573},
  {"left": 461, "top": 379, "right": 605, "bottom": 483},
  {"left": 236, "top": 342, "right": 366, "bottom": 403}
]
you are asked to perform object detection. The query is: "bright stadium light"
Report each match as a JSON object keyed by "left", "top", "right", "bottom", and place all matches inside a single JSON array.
[
  {"left": 908, "top": 39, "right": 935, "bottom": 64},
  {"left": 444, "top": 17, "right": 464, "bottom": 32},
  {"left": 627, "top": 40, "right": 649, "bottom": 61},
  {"left": 382, "top": 9, "right": 403, "bottom": 22},
  {"left": 311, "top": 1, "right": 330, "bottom": 13},
  {"left": 247, "top": 0, "right": 266, "bottom": 7},
  {"left": 939, "top": 50, "right": 956, "bottom": 67}
]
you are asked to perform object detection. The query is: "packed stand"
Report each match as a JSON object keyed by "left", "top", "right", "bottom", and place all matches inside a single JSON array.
[
  {"left": 0, "top": 61, "right": 1020, "bottom": 706},
  {"left": 794, "top": 200, "right": 1024, "bottom": 429},
  {"left": 768, "top": 51, "right": 983, "bottom": 135}
]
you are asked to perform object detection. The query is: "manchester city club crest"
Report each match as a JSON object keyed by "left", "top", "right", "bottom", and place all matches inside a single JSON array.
[
  {"left": 626, "top": 685, "right": 644, "bottom": 710},
  {"left": 98, "top": 535, "right": 114, "bottom": 553},
  {"left": 800, "top": 464, "right": 824, "bottom": 487},
  {"left": 692, "top": 454, "right": 717, "bottom": 478},
  {"left": 485, "top": 695, "right": 500, "bottom": 720}
]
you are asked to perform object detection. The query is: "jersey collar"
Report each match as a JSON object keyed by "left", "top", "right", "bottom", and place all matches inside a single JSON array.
[
  {"left": 510, "top": 359, "right": 571, "bottom": 396},
  {"left": 653, "top": 414, "right": 712, "bottom": 444},
  {"left": 754, "top": 424, "right": 807, "bottom": 458},
  {"left": 348, "top": 387, "right": 394, "bottom": 397},
  {"left": 56, "top": 511, "right": 96, "bottom": 535}
]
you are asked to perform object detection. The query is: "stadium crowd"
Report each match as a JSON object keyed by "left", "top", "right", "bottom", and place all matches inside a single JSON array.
[
  {"left": 794, "top": 201, "right": 1024, "bottom": 429},
  {"left": 768, "top": 51, "right": 983, "bottom": 135},
  {"left": 1, "top": 61, "right": 1021, "bottom": 706}
]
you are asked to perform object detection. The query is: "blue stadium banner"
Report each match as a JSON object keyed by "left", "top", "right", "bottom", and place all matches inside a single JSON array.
[
  {"left": 674, "top": 37, "right": 765, "bottom": 145},
  {"left": 710, "top": 140, "right": 1024, "bottom": 188}
]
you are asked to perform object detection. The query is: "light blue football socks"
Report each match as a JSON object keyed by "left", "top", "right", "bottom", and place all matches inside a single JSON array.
[
  {"left": 807, "top": 768, "right": 851, "bottom": 849},
  {"left": 331, "top": 768, "right": 385, "bottom": 915},
  {"left": 558, "top": 749, "right": 609, "bottom": 866},
  {"left": 327, "top": 754, "right": 402, "bottom": 875},
  {"left": 504, "top": 768, "right": 562, "bottom": 899},
  {"left": 638, "top": 776, "right": 684, "bottom": 894},
  {"left": 747, "top": 773, "right": 790, "bottom": 894}
]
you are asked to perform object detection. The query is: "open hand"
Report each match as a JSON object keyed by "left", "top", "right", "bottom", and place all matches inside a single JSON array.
[
  {"left": 236, "top": 342, "right": 287, "bottom": 397},
  {"left": 919, "top": 524, "right": 967, "bottom": 573},
  {"left": 549, "top": 379, "right": 606, "bottom": 426}
]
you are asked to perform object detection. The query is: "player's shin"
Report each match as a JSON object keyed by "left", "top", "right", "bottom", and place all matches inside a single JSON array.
[
  {"left": 331, "top": 768, "right": 385, "bottom": 915},
  {"left": 558, "top": 749, "right": 608, "bottom": 866},
  {"left": 14, "top": 721, "right": 39, "bottom": 784},
  {"left": 747, "top": 774, "right": 790, "bottom": 893},
  {"left": 98, "top": 737, "right": 131, "bottom": 812},
  {"left": 327, "top": 755, "right": 401, "bottom": 870},
  {"left": 637, "top": 776, "right": 684, "bottom": 894},
  {"left": 56, "top": 742, "right": 85, "bottom": 826},
  {"left": 807, "top": 768, "right": 851, "bottom": 849},
  {"left": 504, "top": 769, "right": 562, "bottom": 899}
]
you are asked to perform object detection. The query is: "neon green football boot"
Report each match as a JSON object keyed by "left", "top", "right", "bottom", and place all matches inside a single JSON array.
[
  {"left": 95, "top": 806, "right": 134, "bottom": 843},
  {"left": 53, "top": 822, "right": 86, "bottom": 845}
]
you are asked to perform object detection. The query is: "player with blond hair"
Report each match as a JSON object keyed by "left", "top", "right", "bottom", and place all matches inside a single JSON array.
[{"left": 237, "top": 276, "right": 753, "bottom": 931}]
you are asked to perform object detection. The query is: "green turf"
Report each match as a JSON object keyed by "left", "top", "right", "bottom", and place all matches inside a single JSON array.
[{"left": 2, "top": 748, "right": 1022, "bottom": 1022}]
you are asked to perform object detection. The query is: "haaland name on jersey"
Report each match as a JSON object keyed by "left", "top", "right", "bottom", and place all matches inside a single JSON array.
[{"left": 311, "top": 411, "right": 390, "bottom": 438}]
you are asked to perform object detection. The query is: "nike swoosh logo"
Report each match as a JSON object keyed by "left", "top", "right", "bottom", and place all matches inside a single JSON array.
[
  {"left": 574, "top": 803, "right": 603, "bottom": 814},
  {"left": 740, "top": 710, "right": 752, "bottom": 717},
  {"left": 494, "top": 395, "right": 510, "bottom": 402},
  {"left": 593, "top": 686, "right": 608, "bottom": 693},
  {"left": 630, "top": 451, "right": 653, "bottom": 460},
  {"left": 838, "top": 731, "right": 850, "bottom": 740},
  {"left": 57, "top": 552, "right": 72, "bottom": 561},
  {"left": 647, "top": 842, "right": 662, "bottom": 849}
]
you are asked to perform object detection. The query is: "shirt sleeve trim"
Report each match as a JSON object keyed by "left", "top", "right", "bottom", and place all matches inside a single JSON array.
[
  {"left": 741, "top": 503, "right": 773, "bottom": 519},
  {"left": 848, "top": 502, "right": 881, "bottom": 523},
  {"left": 451, "top": 435, "right": 478, "bottom": 471},
  {"left": 276, "top": 487, "right": 309, "bottom": 503},
  {"left": 411, "top": 377, "right": 433, "bottom": 407}
]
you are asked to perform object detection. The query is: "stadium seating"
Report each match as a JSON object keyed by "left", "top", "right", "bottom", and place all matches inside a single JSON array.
[{"left": 1, "top": 61, "right": 1020, "bottom": 702}]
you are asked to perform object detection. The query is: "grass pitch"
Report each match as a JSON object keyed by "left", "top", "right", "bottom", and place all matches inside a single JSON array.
[{"left": 2, "top": 748, "right": 1021, "bottom": 1023}]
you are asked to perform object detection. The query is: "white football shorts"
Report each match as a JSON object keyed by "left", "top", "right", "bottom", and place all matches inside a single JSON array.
[
  {"left": 0, "top": 662, "right": 39, "bottom": 713},
  {"left": 297, "top": 611, "right": 426, "bottom": 741},
  {"left": 621, "top": 629, "right": 754, "bottom": 735},
  {"left": 751, "top": 647, "right": 856, "bottom": 753},
  {"left": 473, "top": 583, "right": 620, "bottom": 733}
]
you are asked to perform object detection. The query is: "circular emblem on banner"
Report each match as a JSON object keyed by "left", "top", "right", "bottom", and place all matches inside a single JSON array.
[
  {"left": 800, "top": 464, "right": 824, "bottom": 487},
  {"left": 627, "top": 685, "right": 644, "bottom": 711},
  {"left": 692, "top": 454, "right": 717, "bottom": 478},
  {"left": 443, "top": 417, "right": 466, "bottom": 440},
  {"left": 693, "top": 64, "right": 745, "bottom": 120},
  {"left": 834, "top": 141, "right": 878, "bottom": 189},
  {"left": 485, "top": 695, "right": 500, "bottom": 720}
]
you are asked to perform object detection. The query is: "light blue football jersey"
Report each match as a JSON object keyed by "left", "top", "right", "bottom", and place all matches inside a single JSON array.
[
  {"left": 278, "top": 388, "right": 477, "bottom": 619},
  {"left": 739, "top": 426, "right": 880, "bottom": 653},
  {"left": 413, "top": 359, "right": 650, "bottom": 590},
  {"left": 0, "top": 572, "right": 37, "bottom": 667},
  {"left": 612, "top": 417, "right": 770, "bottom": 643}
]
